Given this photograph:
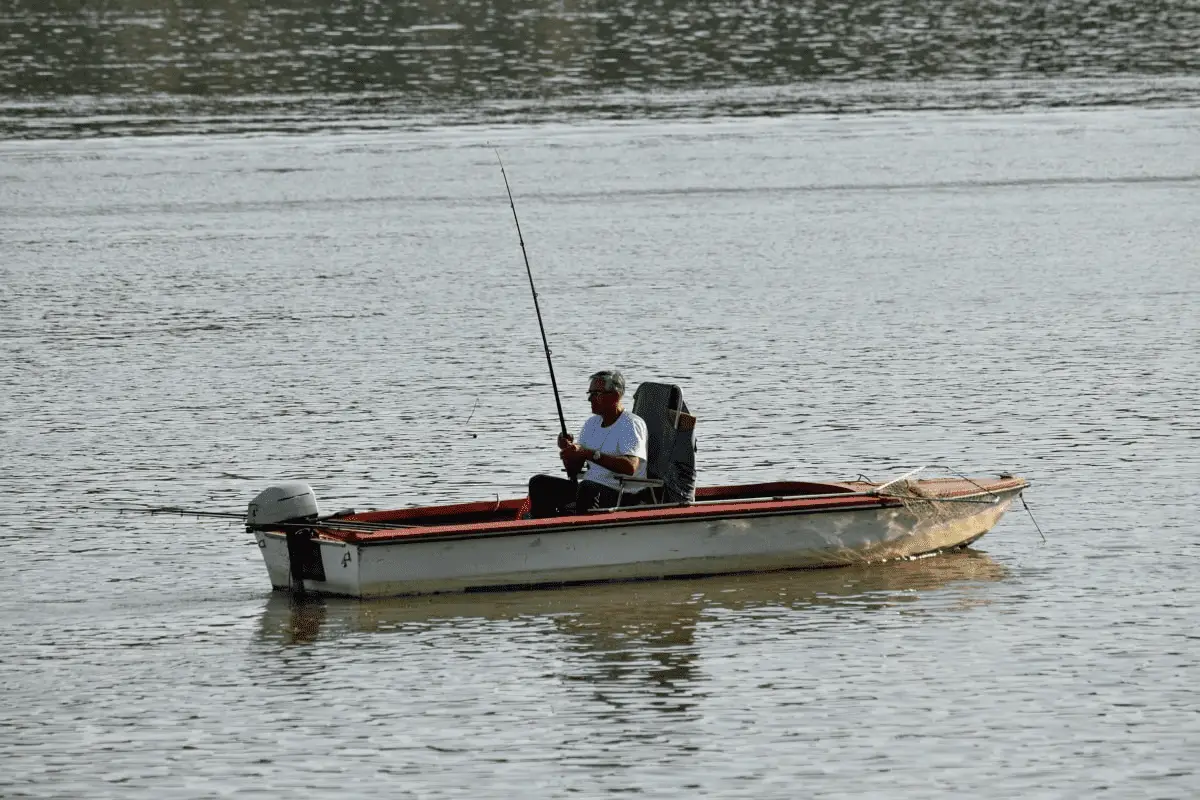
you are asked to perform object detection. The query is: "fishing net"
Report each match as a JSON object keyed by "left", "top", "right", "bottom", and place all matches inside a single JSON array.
[{"left": 878, "top": 479, "right": 976, "bottom": 535}]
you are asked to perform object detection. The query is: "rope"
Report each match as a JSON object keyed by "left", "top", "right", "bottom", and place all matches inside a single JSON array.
[{"left": 1020, "top": 494, "right": 1047, "bottom": 542}]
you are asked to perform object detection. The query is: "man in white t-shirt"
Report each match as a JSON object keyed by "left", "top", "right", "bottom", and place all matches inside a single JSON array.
[{"left": 528, "top": 370, "right": 650, "bottom": 518}]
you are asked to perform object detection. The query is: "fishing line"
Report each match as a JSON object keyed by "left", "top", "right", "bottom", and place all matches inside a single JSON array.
[{"left": 1020, "top": 494, "right": 1047, "bottom": 542}]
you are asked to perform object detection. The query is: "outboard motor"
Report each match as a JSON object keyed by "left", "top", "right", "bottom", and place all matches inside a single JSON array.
[
  {"left": 247, "top": 482, "right": 324, "bottom": 590},
  {"left": 247, "top": 482, "right": 319, "bottom": 527}
]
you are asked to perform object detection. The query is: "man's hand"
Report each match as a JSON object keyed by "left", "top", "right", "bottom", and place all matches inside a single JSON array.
[{"left": 558, "top": 436, "right": 588, "bottom": 472}]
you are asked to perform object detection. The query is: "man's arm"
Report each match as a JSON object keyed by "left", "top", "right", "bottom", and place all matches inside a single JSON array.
[
  {"left": 596, "top": 416, "right": 647, "bottom": 476},
  {"left": 561, "top": 441, "right": 639, "bottom": 475},
  {"left": 591, "top": 451, "right": 640, "bottom": 476}
]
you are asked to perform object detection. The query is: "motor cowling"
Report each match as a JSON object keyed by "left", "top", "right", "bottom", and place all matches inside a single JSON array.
[{"left": 247, "top": 482, "right": 319, "bottom": 526}]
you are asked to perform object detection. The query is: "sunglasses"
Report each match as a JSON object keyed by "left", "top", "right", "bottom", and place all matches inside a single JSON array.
[{"left": 586, "top": 389, "right": 614, "bottom": 398}]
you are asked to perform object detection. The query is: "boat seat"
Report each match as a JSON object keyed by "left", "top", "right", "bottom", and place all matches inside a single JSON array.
[
  {"left": 614, "top": 382, "right": 697, "bottom": 506},
  {"left": 613, "top": 475, "right": 665, "bottom": 508}
]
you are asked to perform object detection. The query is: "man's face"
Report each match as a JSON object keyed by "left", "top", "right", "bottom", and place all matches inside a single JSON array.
[{"left": 587, "top": 380, "right": 619, "bottom": 415}]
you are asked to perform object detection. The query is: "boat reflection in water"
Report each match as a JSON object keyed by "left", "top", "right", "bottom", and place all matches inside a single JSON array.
[
  {"left": 255, "top": 551, "right": 1008, "bottom": 721},
  {"left": 257, "top": 550, "right": 1008, "bottom": 648}
]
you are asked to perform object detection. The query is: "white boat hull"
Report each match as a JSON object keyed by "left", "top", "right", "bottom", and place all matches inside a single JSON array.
[{"left": 252, "top": 484, "right": 1023, "bottom": 598}]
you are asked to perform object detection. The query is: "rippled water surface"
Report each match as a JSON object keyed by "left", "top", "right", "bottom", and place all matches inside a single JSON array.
[
  {"left": 3, "top": 0, "right": 1200, "bottom": 135},
  {"left": 3, "top": 1, "right": 1200, "bottom": 797},
  {"left": 3, "top": 107, "right": 1198, "bottom": 799}
]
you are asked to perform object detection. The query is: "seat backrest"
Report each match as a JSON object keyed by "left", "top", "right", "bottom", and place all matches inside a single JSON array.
[{"left": 632, "top": 382, "right": 697, "bottom": 503}]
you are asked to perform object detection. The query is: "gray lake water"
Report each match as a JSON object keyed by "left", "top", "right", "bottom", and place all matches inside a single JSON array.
[{"left": 3, "top": 1, "right": 1200, "bottom": 798}]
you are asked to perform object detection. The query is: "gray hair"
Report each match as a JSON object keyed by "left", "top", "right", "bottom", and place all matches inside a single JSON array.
[{"left": 589, "top": 370, "right": 626, "bottom": 396}]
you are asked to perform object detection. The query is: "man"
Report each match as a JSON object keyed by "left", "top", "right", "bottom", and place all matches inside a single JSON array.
[{"left": 528, "top": 370, "right": 650, "bottom": 518}]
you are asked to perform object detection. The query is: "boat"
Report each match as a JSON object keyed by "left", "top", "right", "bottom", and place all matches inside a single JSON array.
[
  {"left": 246, "top": 467, "right": 1029, "bottom": 599},
  {"left": 236, "top": 176, "right": 1025, "bottom": 599}
]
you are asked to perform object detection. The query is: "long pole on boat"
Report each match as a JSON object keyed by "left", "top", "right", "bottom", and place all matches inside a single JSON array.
[{"left": 496, "top": 151, "right": 571, "bottom": 442}]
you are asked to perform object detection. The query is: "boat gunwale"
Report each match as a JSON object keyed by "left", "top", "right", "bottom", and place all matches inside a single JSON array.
[{"left": 262, "top": 476, "right": 1029, "bottom": 547}]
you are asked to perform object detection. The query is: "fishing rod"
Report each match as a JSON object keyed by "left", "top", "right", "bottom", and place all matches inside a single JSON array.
[
  {"left": 495, "top": 150, "right": 570, "bottom": 443},
  {"left": 87, "top": 505, "right": 419, "bottom": 532},
  {"left": 94, "top": 505, "right": 247, "bottom": 520}
]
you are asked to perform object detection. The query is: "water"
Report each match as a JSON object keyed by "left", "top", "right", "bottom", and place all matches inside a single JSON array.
[
  {"left": 2, "top": 1, "right": 1200, "bottom": 797},
  {"left": 3, "top": 0, "right": 1200, "bottom": 136}
]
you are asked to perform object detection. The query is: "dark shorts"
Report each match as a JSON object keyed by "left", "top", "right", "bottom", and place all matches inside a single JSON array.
[{"left": 527, "top": 475, "right": 647, "bottom": 519}]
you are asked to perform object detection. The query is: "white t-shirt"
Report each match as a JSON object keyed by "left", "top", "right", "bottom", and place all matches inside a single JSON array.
[{"left": 578, "top": 410, "right": 649, "bottom": 491}]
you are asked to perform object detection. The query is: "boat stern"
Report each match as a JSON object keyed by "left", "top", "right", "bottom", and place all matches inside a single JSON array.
[{"left": 252, "top": 529, "right": 365, "bottom": 597}]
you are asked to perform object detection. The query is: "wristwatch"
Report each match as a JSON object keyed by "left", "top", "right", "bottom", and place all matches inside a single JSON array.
[{"left": 590, "top": 448, "right": 602, "bottom": 462}]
